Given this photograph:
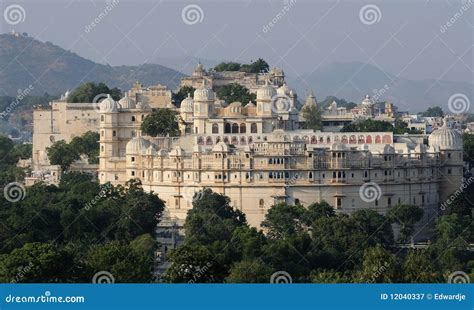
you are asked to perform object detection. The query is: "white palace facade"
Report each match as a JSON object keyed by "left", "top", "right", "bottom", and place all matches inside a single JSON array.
[{"left": 97, "top": 82, "right": 464, "bottom": 237}]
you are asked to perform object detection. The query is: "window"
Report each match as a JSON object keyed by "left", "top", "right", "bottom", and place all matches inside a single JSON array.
[
  {"left": 131, "top": 156, "right": 135, "bottom": 162},
  {"left": 131, "top": 116, "right": 136, "bottom": 122},
  {"left": 387, "top": 198, "right": 391, "bottom": 207},
  {"left": 131, "top": 171, "right": 135, "bottom": 176},
  {"left": 295, "top": 199, "right": 300, "bottom": 205},
  {"left": 375, "top": 199, "right": 378, "bottom": 206},
  {"left": 336, "top": 198, "right": 342, "bottom": 208},
  {"left": 101, "top": 130, "right": 104, "bottom": 137},
  {"left": 101, "top": 115, "right": 104, "bottom": 122},
  {"left": 251, "top": 123, "right": 257, "bottom": 133},
  {"left": 101, "top": 146, "right": 104, "bottom": 152},
  {"left": 112, "top": 130, "right": 116, "bottom": 137},
  {"left": 212, "top": 124, "right": 219, "bottom": 134},
  {"left": 232, "top": 123, "right": 239, "bottom": 133},
  {"left": 448, "top": 153, "right": 451, "bottom": 159},
  {"left": 259, "top": 199, "right": 265, "bottom": 208},
  {"left": 240, "top": 123, "right": 246, "bottom": 133}
]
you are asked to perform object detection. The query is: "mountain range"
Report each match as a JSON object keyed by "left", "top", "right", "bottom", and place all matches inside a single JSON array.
[{"left": 0, "top": 33, "right": 471, "bottom": 113}]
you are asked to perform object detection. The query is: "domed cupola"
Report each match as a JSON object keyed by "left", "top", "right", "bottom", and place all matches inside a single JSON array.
[
  {"left": 361, "top": 94, "right": 374, "bottom": 106},
  {"left": 100, "top": 94, "right": 119, "bottom": 112},
  {"left": 429, "top": 117, "right": 463, "bottom": 150},
  {"left": 256, "top": 80, "right": 276, "bottom": 101},
  {"left": 126, "top": 136, "right": 150, "bottom": 154},
  {"left": 118, "top": 93, "right": 136, "bottom": 110},
  {"left": 194, "top": 80, "right": 215, "bottom": 101},
  {"left": 180, "top": 93, "right": 194, "bottom": 112}
]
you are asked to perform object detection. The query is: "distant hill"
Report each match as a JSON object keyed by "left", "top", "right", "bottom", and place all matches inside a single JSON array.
[
  {"left": 288, "top": 62, "right": 473, "bottom": 113},
  {"left": 0, "top": 33, "right": 185, "bottom": 96}
]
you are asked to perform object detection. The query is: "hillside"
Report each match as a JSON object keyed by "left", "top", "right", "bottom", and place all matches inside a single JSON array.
[
  {"left": 288, "top": 62, "right": 473, "bottom": 113},
  {"left": 0, "top": 33, "right": 184, "bottom": 96}
]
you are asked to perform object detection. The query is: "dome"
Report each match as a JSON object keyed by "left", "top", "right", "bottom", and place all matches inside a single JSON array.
[
  {"left": 180, "top": 93, "right": 194, "bottom": 112},
  {"left": 331, "top": 142, "right": 350, "bottom": 151},
  {"left": 126, "top": 136, "right": 149, "bottom": 154},
  {"left": 256, "top": 81, "right": 276, "bottom": 101},
  {"left": 100, "top": 94, "right": 118, "bottom": 112},
  {"left": 361, "top": 94, "right": 374, "bottom": 106},
  {"left": 212, "top": 142, "right": 229, "bottom": 153},
  {"left": 429, "top": 121, "right": 462, "bottom": 150},
  {"left": 118, "top": 93, "right": 136, "bottom": 110},
  {"left": 194, "top": 84, "right": 215, "bottom": 101},
  {"left": 276, "top": 83, "right": 292, "bottom": 96}
]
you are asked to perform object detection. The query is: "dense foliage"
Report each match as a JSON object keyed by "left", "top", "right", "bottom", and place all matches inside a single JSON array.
[
  {"left": 300, "top": 105, "right": 322, "bottom": 131},
  {"left": 215, "top": 83, "right": 256, "bottom": 105},
  {"left": 0, "top": 136, "right": 31, "bottom": 186},
  {"left": 0, "top": 174, "right": 164, "bottom": 282},
  {"left": 140, "top": 109, "right": 180, "bottom": 137},
  {"left": 67, "top": 82, "right": 121, "bottom": 103},
  {"left": 172, "top": 86, "right": 195, "bottom": 105},
  {"left": 213, "top": 58, "right": 269, "bottom": 73},
  {"left": 341, "top": 119, "right": 422, "bottom": 134},
  {"left": 421, "top": 106, "right": 444, "bottom": 117},
  {"left": 164, "top": 188, "right": 473, "bottom": 283},
  {"left": 46, "top": 131, "right": 100, "bottom": 170}
]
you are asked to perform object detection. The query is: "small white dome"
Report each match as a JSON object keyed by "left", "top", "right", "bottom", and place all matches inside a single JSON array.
[
  {"left": 100, "top": 94, "right": 118, "bottom": 112},
  {"left": 126, "top": 136, "right": 149, "bottom": 154},
  {"left": 361, "top": 95, "right": 374, "bottom": 106},
  {"left": 256, "top": 82, "right": 276, "bottom": 101},
  {"left": 118, "top": 93, "right": 136, "bottom": 110},
  {"left": 180, "top": 93, "right": 194, "bottom": 112},
  {"left": 194, "top": 81, "right": 215, "bottom": 101},
  {"left": 429, "top": 122, "right": 462, "bottom": 150}
]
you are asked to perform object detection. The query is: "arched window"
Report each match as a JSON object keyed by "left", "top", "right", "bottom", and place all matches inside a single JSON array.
[
  {"left": 240, "top": 136, "right": 246, "bottom": 145},
  {"left": 212, "top": 124, "right": 219, "bottom": 134},
  {"left": 375, "top": 135, "right": 382, "bottom": 144},
  {"left": 197, "top": 137, "right": 204, "bottom": 145},
  {"left": 366, "top": 135, "right": 372, "bottom": 144},
  {"left": 259, "top": 199, "right": 265, "bottom": 208},
  {"left": 358, "top": 135, "right": 365, "bottom": 144},
  {"left": 251, "top": 123, "right": 257, "bottom": 133},
  {"left": 206, "top": 136, "right": 213, "bottom": 145},
  {"left": 112, "top": 130, "right": 116, "bottom": 137},
  {"left": 100, "top": 115, "right": 104, "bottom": 122},
  {"left": 131, "top": 116, "right": 136, "bottom": 122},
  {"left": 382, "top": 134, "right": 392, "bottom": 144},
  {"left": 311, "top": 136, "right": 317, "bottom": 144},
  {"left": 231, "top": 136, "right": 238, "bottom": 144},
  {"left": 240, "top": 123, "right": 246, "bottom": 133},
  {"left": 349, "top": 135, "right": 356, "bottom": 144},
  {"left": 232, "top": 123, "right": 239, "bottom": 133},
  {"left": 225, "top": 123, "right": 231, "bottom": 133}
]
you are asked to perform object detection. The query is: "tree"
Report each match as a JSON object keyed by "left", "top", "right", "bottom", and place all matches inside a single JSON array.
[
  {"left": 421, "top": 106, "right": 444, "bottom": 117},
  {"left": 214, "top": 62, "right": 241, "bottom": 72},
  {"left": 403, "top": 249, "right": 441, "bottom": 283},
  {"left": 215, "top": 83, "right": 256, "bottom": 105},
  {"left": 70, "top": 131, "right": 99, "bottom": 164},
  {"left": 463, "top": 133, "right": 474, "bottom": 169},
  {"left": 240, "top": 58, "right": 270, "bottom": 73},
  {"left": 357, "top": 245, "right": 398, "bottom": 283},
  {"left": 172, "top": 86, "right": 195, "bottom": 104},
  {"left": 46, "top": 140, "right": 80, "bottom": 171},
  {"left": 86, "top": 241, "right": 153, "bottom": 283},
  {"left": 351, "top": 209, "right": 394, "bottom": 246},
  {"left": 164, "top": 244, "right": 226, "bottom": 283},
  {"left": 393, "top": 119, "right": 422, "bottom": 134},
  {"left": 300, "top": 105, "right": 322, "bottom": 131},
  {"left": 0, "top": 242, "right": 74, "bottom": 283},
  {"left": 341, "top": 119, "right": 394, "bottom": 132},
  {"left": 140, "top": 108, "right": 180, "bottom": 137},
  {"left": 226, "top": 259, "right": 273, "bottom": 283},
  {"left": 387, "top": 204, "right": 424, "bottom": 243},
  {"left": 67, "top": 82, "right": 121, "bottom": 103},
  {"left": 261, "top": 203, "right": 308, "bottom": 239}
]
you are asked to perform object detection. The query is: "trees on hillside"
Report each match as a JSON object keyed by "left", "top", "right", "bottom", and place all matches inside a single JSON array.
[{"left": 67, "top": 82, "right": 121, "bottom": 103}]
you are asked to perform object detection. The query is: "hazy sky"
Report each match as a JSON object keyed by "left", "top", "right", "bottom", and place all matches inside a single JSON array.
[{"left": 1, "top": 0, "right": 473, "bottom": 83}]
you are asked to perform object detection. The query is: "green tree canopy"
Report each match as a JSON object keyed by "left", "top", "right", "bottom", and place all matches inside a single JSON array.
[
  {"left": 46, "top": 131, "right": 99, "bottom": 170},
  {"left": 300, "top": 105, "right": 322, "bottom": 131},
  {"left": 387, "top": 204, "right": 424, "bottom": 243},
  {"left": 421, "top": 106, "right": 444, "bottom": 117},
  {"left": 216, "top": 83, "right": 256, "bottom": 105},
  {"left": 214, "top": 62, "right": 241, "bottom": 72},
  {"left": 140, "top": 108, "right": 180, "bottom": 137},
  {"left": 67, "top": 82, "right": 121, "bottom": 103},
  {"left": 172, "top": 86, "right": 195, "bottom": 104}
]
